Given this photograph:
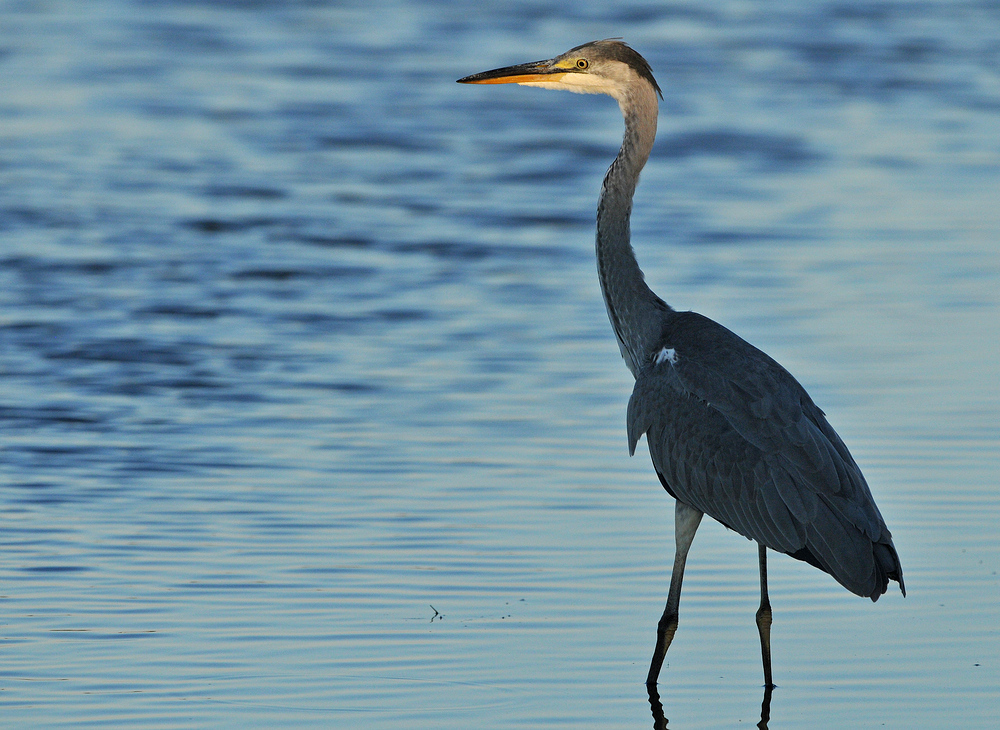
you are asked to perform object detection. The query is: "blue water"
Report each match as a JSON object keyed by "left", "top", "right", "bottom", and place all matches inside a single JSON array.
[{"left": 2, "top": 1, "right": 998, "bottom": 728}]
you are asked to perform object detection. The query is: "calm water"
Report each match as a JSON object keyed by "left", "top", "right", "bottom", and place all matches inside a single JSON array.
[{"left": 2, "top": 1, "right": 998, "bottom": 727}]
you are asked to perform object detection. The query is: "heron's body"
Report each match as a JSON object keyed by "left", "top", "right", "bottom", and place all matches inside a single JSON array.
[
  {"left": 459, "top": 40, "right": 904, "bottom": 688},
  {"left": 628, "top": 309, "right": 900, "bottom": 599}
]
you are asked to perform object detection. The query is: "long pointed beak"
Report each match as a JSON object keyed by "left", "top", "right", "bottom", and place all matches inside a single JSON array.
[{"left": 457, "top": 60, "right": 566, "bottom": 85}]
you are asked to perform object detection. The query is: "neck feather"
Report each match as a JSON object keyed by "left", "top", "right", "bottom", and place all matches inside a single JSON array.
[{"left": 596, "top": 80, "right": 667, "bottom": 375}]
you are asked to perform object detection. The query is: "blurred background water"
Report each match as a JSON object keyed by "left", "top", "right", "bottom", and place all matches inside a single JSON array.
[{"left": 1, "top": 0, "right": 998, "bottom": 727}]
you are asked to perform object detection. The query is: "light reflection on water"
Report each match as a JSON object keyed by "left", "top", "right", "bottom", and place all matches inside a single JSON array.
[{"left": 2, "top": 1, "right": 999, "bottom": 728}]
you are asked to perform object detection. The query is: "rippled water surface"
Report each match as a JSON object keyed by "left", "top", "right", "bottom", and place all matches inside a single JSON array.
[{"left": 2, "top": 1, "right": 999, "bottom": 727}]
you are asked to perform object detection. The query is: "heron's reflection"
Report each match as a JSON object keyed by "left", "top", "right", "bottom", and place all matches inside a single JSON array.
[{"left": 646, "top": 682, "right": 773, "bottom": 729}]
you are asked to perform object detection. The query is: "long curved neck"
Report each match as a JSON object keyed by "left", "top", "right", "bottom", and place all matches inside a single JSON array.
[{"left": 597, "top": 81, "right": 668, "bottom": 376}]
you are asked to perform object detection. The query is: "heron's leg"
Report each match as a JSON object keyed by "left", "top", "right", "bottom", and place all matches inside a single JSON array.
[
  {"left": 647, "top": 500, "right": 703, "bottom": 686},
  {"left": 755, "top": 542, "right": 775, "bottom": 689}
]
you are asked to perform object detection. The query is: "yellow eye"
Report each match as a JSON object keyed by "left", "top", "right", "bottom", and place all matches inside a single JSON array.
[{"left": 576, "top": 58, "right": 589, "bottom": 70}]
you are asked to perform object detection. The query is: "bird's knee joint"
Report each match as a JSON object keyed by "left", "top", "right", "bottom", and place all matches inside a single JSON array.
[{"left": 658, "top": 612, "right": 678, "bottom": 631}]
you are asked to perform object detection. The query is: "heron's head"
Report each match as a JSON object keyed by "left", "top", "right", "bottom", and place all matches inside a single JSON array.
[{"left": 458, "top": 40, "right": 662, "bottom": 103}]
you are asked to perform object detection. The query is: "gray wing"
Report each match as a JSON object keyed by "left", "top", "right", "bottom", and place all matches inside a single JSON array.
[{"left": 627, "top": 311, "right": 904, "bottom": 600}]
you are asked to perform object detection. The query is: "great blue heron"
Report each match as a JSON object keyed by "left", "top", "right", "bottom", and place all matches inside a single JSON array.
[{"left": 459, "top": 40, "right": 904, "bottom": 689}]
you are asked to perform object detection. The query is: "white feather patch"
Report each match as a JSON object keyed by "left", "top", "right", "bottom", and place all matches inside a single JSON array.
[
  {"left": 519, "top": 74, "right": 620, "bottom": 96},
  {"left": 655, "top": 347, "right": 677, "bottom": 365}
]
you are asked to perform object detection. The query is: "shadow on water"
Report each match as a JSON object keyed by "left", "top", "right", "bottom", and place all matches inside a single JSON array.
[{"left": 646, "top": 683, "right": 773, "bottom": 729}]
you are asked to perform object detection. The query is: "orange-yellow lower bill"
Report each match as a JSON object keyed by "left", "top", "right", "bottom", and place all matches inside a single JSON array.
[{"left": 463, "top": 72, "right": 566, "bottom": 85}]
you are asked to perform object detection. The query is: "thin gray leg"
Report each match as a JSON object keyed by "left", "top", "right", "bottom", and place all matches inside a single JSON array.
[
  {"left": 647, "top": 501, "right": 703, "bottom": 686},
  {"left": 755, "top": 542, "right": 775, "bottom": 689}
]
